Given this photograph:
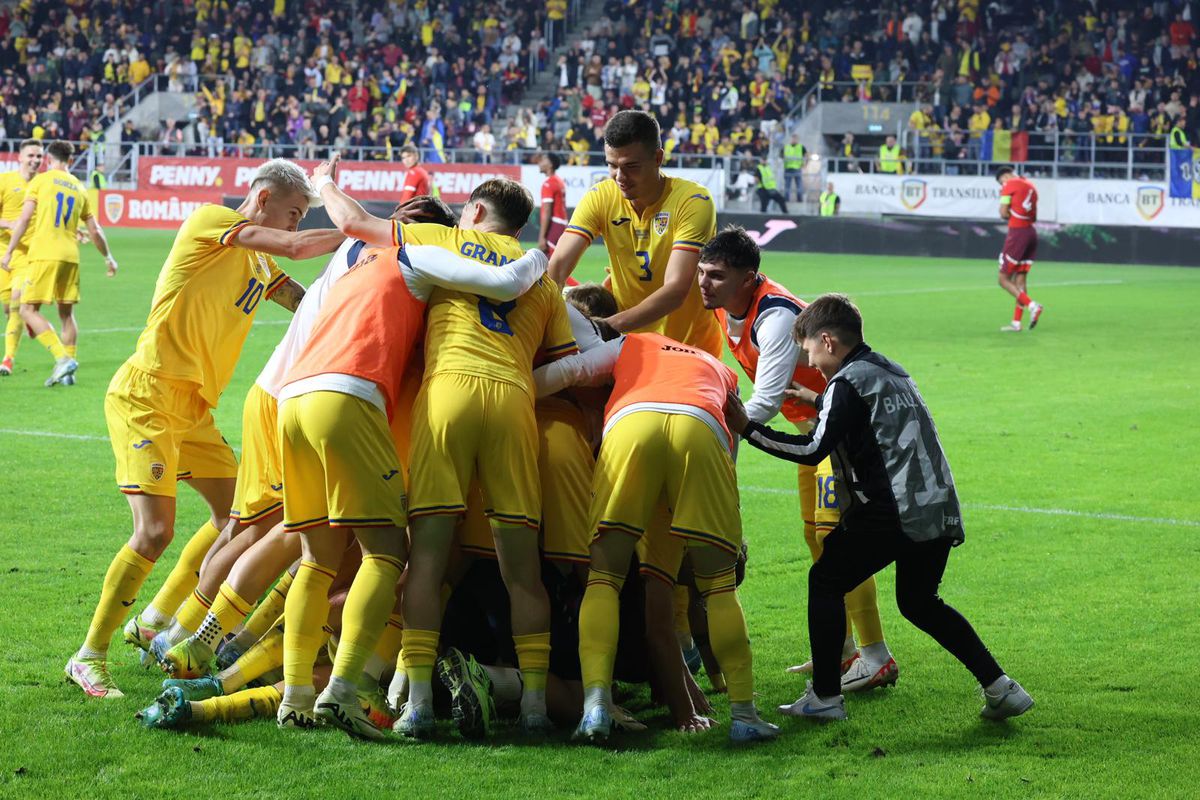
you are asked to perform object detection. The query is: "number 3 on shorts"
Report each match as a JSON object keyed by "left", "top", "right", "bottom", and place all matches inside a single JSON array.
[{"left": 636, "top": 250, "right": 652, "bottom": 282}]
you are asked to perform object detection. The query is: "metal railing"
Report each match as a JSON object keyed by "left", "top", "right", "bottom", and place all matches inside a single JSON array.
[{"left": 789, "top": 80, "right": 930, "bottom": 118}]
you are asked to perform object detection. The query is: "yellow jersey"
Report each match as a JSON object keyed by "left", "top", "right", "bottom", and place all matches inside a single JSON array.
[
  {"left": 563, "top": 175, "right": 720, "bottom": 354},
  {"left": 129, "top": 204, "right": 288, "bottom": 408},
  {"left": 406, "top": 223, "right": 577, "bottom": 397},
  {"left": 0, "top": 171, "right": 31, "bottom": 264},
  {"left": 26, "top": 168, "right": 92, "bottom": 264}
]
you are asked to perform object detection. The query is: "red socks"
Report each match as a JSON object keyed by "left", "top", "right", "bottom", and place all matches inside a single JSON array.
[{"left": 1016, "top": 291, "right": 1032, "bottom": 307}]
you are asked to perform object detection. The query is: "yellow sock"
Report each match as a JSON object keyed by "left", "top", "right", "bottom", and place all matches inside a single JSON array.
[
  {"left": 193, "top": 685, "right": 282, "bottom": 723},
  {"left": 846, "top": 574, "right": 884, "bottom": 647},
  {"left": 672, "top": 582, "right": 691, "bottom": 638},
  {"left": 194, "top": 583, "right": 255, "bottom": 649},
  {"left": 578, "top": 568, "right": 625, "bottom": 689},
  {"left": 513, "top": 632, "right": 551, "bottom": 692},
  {"left": 798, "top": 462, "right": 818, "bottom": 556},
  {"left": 695, "top": 567, "right": 754, "bottom": 704},
  {"left": 283, "top": 561, "right": 334, "bottom": 689},
  {"left": 242, "top": 570, "right": 292, "bottom": 641},
  {"left": 366, "top": 613, "right": 404, "bottom": 684},
  {"left": 4, "top": 309, "right": 20, "bottom": 360},
  {"left": 175, "top": 589, "right": 213, "bottom": 634},
  {"left": 400, "top": 628, "right": 440, "bottom": 686},
  {"left": 330, "top": 554, "right": 403, "bottom": 683},
  {"left": 223, "top": 626, "right": 283, "bottom": 692},
  {"left": 145, "top": 520, "right": 221, "bottom": 623},
  {"left": 35, "top": 328, "right": 66, "bottom": 360},
  {"left": 64, "top": 344, "right": 76, "bottom": 358},
  {"left": 81, "top": 545, "right": 156, "bottom": 656}
]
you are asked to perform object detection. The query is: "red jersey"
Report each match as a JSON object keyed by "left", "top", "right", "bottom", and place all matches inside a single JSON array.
[
  {"left": 606, "top": 333, "right": 740, "bottom": 444},
  {"left": 1000, "top": 176, "right": 1037, "bottom": 228},
  {"left": 283, "top": 246, "right": 426, "bottom": 419},
  {"left": 400, "top": 165, "right": 432, "bottom": 202},
  {"left": 541, "top": 174, "right": 567, "bottom": 227},
  {"left": 714, "top": 274, "right": 826, "bottom": 424}
]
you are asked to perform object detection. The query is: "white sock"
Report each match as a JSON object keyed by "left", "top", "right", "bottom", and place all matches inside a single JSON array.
[
  {"left": 325, "top": 674, "right": 358, "bottom": 703},
  {"left": 141, "top": 605, "right": 172, "bottom": 628},
  {"left": 985, "top": 674, "right": 1011, "bottom": 695},
  {"left": 841, "top": 635, "right": 858, "bottom": 661},
  {"left": 730, "top": 700, "right": 759, "bottom": 722},
  {"left": 282, "top": 683, "right": 315, "bottom": 709},
  {"left": 861, "top": 641, "right": 891, "bottom": 664},
  {"left": 408, "top": 679, "right": 433, "bottom": 709},
  {"left": 482, "top": 665, "right": 523, "bottom": 704},
  {"left": 362, "top": 653, "right": 387, "bottom": 684},
  {"left": 520, "top": 687, "right": 547, "bottom": 717},
  {"left": 583, "top": 684, "right": 611, "bottom": 715},
  {"left": 165, "top": 621, "right": 193, "bottom": 647},
  {"left": 387, "top": 669, "right": 409, "bottom": 709},
  {"left": 76, "top": 645, "right": 105, "bottom": 660}
]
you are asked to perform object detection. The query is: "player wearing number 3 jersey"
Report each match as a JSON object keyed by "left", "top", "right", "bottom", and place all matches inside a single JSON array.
[
  {"left": 550, "top": 110, "right": 721, "bottom": 357},
  {"left": 66, "top": 160, "right": 344, "bottom": 700}
]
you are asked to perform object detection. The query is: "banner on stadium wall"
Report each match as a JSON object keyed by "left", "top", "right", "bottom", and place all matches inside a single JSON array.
[
  {"left": 1052, "top": 180, "right": 1200, "bottom": 228},
  {"left": 138, "top": 157, "right": 520, "bottom": 203},
  {"left": 98, "top": 189, "right": 225, "bottom": 228},
  {"left": 834, "top": 173, "right": 1028, "bottom": 220},
  {"left": 519, "top": 165, "right": 726, "bottom": 211}
]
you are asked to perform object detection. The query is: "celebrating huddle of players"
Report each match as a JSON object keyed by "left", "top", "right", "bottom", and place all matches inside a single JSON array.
[{"left": 63, "top": 110, "right": 1033, "bottom": 744}]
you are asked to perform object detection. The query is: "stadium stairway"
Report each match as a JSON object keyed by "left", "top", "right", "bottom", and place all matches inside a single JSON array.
[{"left": 498, "top": 1, "right": 610, "bottom": 128}]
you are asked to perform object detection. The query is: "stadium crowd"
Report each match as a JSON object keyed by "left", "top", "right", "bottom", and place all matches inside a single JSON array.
[{"left": 0, "top": 0, "right": 1196, "bottom": 169}]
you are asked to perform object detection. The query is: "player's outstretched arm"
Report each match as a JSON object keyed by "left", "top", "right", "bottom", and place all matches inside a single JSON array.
[
  {"left": 231, "top": 224, "right": 344, "bottom": 261},
  {"left": 0, "top": 198, "right": 35, "bottom": 271},
  {"left": 730, "top": 381, "right": 851, "bottom": 465},
  {"left": 267, "top": 277, "right": 306, "bottom": 312},
  {"left": 605, "top": 248, "right": 698, "bottom": 333},
  {"left": 409, "top": 244, "right": 548, "bottom": 302},
  {"left": 84, "top": 217, "right": 118, "bottom": 277},
  {"left": 532, "top": 337, "right": 624, "bottom": 397},
  {"left": 547, "top": 229, "right": 589, "bottom": 287},
  {"left": 310, "top": 155, "right": 398, "bottom": 246}
]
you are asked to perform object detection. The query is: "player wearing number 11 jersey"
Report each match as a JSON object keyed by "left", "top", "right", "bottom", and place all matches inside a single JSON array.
[
  {"left": 0, "top": 140, "right": 117, "bottom": 386},
  {"left": 66, "top": 160, "right": 345, "bottom": 700}
]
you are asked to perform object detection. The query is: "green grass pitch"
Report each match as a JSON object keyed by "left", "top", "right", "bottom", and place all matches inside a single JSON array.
[{"left": 0, "top": 228, "right": 1196, "bottom": 798}]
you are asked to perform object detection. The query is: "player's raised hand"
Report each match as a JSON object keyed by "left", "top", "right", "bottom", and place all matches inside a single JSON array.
[
  {"left": 312, "top": 153, "right": 340, "bottom": 182},
  {"left": 724, "top": 389, "right": 749, "bottom": 434}
]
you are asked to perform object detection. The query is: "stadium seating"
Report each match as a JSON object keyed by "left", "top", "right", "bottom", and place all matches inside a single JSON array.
[{"left": 1, "top": 0, "right": 1196, "bottom": 168}]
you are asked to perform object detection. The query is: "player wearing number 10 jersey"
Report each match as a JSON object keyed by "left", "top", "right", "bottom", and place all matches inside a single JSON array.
[
  {"left": 66, "top": 160, "right": 345, "bottom": 700},
  {"left": 550, "top": 110, "right": 721, "bottom": 357}
]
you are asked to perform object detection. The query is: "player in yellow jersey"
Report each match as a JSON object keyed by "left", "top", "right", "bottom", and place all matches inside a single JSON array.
[
  {"left": 0, "top": 141, "right": 117, "bottom": 386},
  {"left": 66, "top": 159, "right": 345, "bottom": 699},
  {"left": 548, "top": 110, "right": 721, "bottom": 357},
  {"left": 0, "top": 139, "right": 42, "bottom": 376},
  {"left": 397, "top": 181, "right": 576, "bottom": 738}
]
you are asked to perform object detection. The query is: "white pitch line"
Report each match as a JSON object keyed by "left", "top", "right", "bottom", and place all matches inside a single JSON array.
[
  {"left": 84, "top": 319, "right": 291, "bottom": 335},
  {"left": 0, "top": 428, "right": 109, "bottom": 442},
  {"left": 739, "top": 485, "right": 1199, "bottom": 528},
  {"left": 5, "top": 428, "right": 1195, "bottom": 528},
  {"left": 849, "top": 279, "right": 1124, "bottom": 298}
]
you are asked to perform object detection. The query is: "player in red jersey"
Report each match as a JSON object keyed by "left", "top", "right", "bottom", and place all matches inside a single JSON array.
[
  {"left": 537, "top": 152, "right": 568, "bottom": 255},
  {"left": 398, "top": 145, "right": 432, "bottom": 203},
  {"left": 996, "top": 167, "right": 1043, "bottom": 332}
]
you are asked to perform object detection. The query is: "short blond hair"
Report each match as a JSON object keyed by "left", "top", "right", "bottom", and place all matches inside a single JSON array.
[{"left": 250, "top": 159, "right": 322, "bottom": 207}]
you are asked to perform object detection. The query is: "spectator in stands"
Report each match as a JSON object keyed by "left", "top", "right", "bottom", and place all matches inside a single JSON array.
[{"left": 754, "top": 157, "right": 788, "bottom": 213}]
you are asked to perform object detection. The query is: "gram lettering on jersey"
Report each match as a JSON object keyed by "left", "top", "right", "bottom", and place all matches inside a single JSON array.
[{"left": 458, "top": 240, "right": 512, "bottom": 266}]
